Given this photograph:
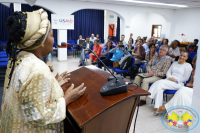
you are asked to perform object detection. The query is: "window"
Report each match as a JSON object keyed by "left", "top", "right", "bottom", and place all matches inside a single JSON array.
[{"left": 151, "top": 25, "right": 162, "bottom": 38}]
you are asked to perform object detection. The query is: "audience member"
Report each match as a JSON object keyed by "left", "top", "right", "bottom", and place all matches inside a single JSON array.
[
  {"left": 187, "top": 39, "right": 198, "bottom": 53},
  {"left": 135, "top": 36, "right": 141, "bottom": 44},
  {"left": 159, "top": 86, "right": 193, "bottom": 113},
  {"left": 77, "top": 35, "right": 85, "bottom": 45},
  {"left": 186, "top": 55, "right": 197, "bottom": 87},
  {"left": 79, "top": 36, "right": 94, "bottom": 66},
  {"left": 98, "top": 42, "right": 129, "bottom": 69},
  {"left": 151, "top": 36, "right": 155, "bottom": 41},
  {"left": 96, "top": 34, "right": 101, "bottom": 43},
  {"left": 175, "top": 45, "right": 192, "bottom": 64},
  {"left": 89, "top": 40, "right": 102, "bottom": 65},
  {"left": 90, "top": 33, "right": 97, "bottom": 42},
  {"left": 143, "top": 37, "right": 147, "bottom": 44},
  {"left": 154, "top": 39, "right": 158, "bottom": 45},
  {"left": 163, "top": 38, "right": 168, "bottom": 46},
  {"left": 142, "top": 51, "right": 192, "bottom": 115},
  {"left": 121, "top": 35, "right": 127, "bottom": 45},
  {"left": 132, "top": 39, "right": 146, "bottom": 64},
  {"left": 143, "top": 38, "right": 153, "bottom": 52},
  {"left": 130, "top": 33, "right": 134, "bottom": 43},
  {"left": 104, "top": 36, "right": 116, "bottom": 48},
  {"left": 142, "top": 43, "right": 158, "bottom": 73},
  {"left": 100, "top": 41, "right": 113, "bottom": 61},
  {"left": 130, "top": 38, "right": 134, "bottom": 44},
  {"left": 167, "top": 40, "right": 180, "bottom": 62},
  {"left": 125, "top": 40, "right": 134, "bottom": 54},
  {"left": 135, "top": 45, "right": 171, "bottom": 106},
  {"left": 157, "top": 37, "right": 164, "bottom": 47}
]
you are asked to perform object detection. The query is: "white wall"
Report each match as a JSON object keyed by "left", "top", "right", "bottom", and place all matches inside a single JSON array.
[
  {"left": 171, "top": 8, "right": 200, "bottom": 42},
  {"left": 129, "top": 13, "right": 171, "bottom": 42},
  {"left": 104, "top": 10, "right": 118, "bottom": 43}
]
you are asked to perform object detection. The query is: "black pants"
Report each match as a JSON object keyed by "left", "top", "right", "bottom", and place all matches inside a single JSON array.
[{"left": 98, "top": 58, "right": 113, "bottom": 69}]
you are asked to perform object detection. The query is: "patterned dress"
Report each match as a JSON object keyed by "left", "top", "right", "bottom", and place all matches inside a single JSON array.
[{"left": 0, "top": 51, "right": 66, "bottom": 133}]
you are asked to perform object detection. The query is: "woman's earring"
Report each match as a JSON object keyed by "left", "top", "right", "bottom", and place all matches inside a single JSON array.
[{"left": 42, "top": 44, "right": 44, "bottom": 47}]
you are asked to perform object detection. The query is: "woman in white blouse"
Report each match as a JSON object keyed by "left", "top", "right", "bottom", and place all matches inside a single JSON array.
[{"left": 141, "top": 51, "right": 192, "bottom": 115}]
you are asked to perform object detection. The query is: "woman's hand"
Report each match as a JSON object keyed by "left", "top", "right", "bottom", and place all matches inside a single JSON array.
[
  {"left": 64, "top": 83, "right": 86, "bottom": 105},
  {"left": 168, "top": 77, "right": 176, "bottom": 82},
  {"left": 55, "top": 71, "right": 71, "bottom": 86}
]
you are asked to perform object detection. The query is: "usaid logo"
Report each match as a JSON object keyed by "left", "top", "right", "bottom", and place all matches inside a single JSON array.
[
  {"left": 53, "top": 19, "right": 58, "bottom": 24},
  {"left": 59, "top": 19, "right": 73, "bottom": 25}
]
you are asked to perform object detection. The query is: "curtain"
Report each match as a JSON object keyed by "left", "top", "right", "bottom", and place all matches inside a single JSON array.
[
  {"left": 0, "top": 3, "right": 14, "bottom": 41},
  {"left": 116, "top": 17, "right": 121, "bottom": 42},
  {"left": 0, "top": 3, "right": 57, "bottom": 41},
  {"left": 68, "top": 9, "right": 104, "bottom": 43}
]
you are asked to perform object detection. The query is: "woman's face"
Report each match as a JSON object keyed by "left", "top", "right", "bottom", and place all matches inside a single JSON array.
[
  {"left": 94, "top": 41, "right": 98, "bottom": 45},
  {"left": 150, "top": 45, "right": 155, "bottom": 51},
  {"left": 128, "top": 40, "right": 132, "bottom": 45},
  {"left": 96, "top": 34, "right": 99, "bottom": 38},
  {"left": 164, "top": 40, "right": 168, "bottom": 45},
  {"left": 79, "top": 36, "right": 82, "bottom": 39},
  {"left": 179, "top": 52, "right": 188, "bottom": 62},
  {"left": 43, "top": 26, "right": 54, "bottom": 56}
]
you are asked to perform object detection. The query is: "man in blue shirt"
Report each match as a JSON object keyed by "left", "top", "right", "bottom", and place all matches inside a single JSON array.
[
  {"left": 142, "top": 38, "right": 153, "bottom": 52},
  {"left": 98, "top": 41, "right": 129, "bottom": 69},
  {"left": 157, "top": 37, "right": 164, "bottom": 47}
]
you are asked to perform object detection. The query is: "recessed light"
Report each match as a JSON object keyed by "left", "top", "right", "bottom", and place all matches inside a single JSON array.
[{"left": 116, "top": 0, "right": 188, "bottom": 8}]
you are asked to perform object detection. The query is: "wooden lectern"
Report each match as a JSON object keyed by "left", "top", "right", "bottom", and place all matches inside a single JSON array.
[{"left": 62, "top": 66, "right": 150, "bottom": 133}]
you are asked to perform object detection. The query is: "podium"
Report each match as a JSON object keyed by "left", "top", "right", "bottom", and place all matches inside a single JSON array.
[{"left": 62, "top": 66, "right": 150, "bottom": 133}]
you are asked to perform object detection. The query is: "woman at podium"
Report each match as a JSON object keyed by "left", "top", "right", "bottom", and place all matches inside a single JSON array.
[{"left": 0, "top": 9, "right": 86, "bottom": 133}]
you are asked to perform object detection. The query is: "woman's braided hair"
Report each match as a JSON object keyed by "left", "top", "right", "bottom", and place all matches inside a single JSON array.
[{"left": 6, "top": 11, "right": 27, "bottom": 88}]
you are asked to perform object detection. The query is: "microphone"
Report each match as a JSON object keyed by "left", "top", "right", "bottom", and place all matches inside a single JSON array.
[
  {"left": 87, "top": 48, "right": 119, "bottom": 82},
  {"left": 86, "top": 48, "right": 127, "bottom": 96}
]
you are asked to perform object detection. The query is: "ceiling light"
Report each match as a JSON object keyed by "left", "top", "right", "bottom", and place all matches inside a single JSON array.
[{"left": 116, "top": 0, "right": 188, "bottom": 8}]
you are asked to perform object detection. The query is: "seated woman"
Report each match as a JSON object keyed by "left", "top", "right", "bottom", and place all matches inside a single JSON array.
[
  {"left": 142, "top": 51, "right": 192, "bottom": 115},
  {"left": 167, "top": 40, "right": 181, "bottom": 62},
  {"left": 100, "top": 41, "right": 113, "bottom": 61},
  {"left": 89, "top": 40, "right": 103, "bottom": 65},
  {"left": 142, "top": 43, "right": 157, "bottom": 73},
  {"left": 132, "top": 39, "right": 145, "bottom": 64},
  {"left": 186, "top": 54, "right": 197, "bottom": 87},
  {"left": 125, "top": 40, "right": 134, "bottom": 54},
  {"left": 159, "top": 86, "right": 193, "bottom": 112}
]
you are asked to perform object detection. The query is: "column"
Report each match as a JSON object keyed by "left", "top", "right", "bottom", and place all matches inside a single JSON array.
[
  {"left": 13, "top": 3, "right": 21, "bottom": 12},
  {"left": 57, "top": 30, "right": 68, "bottom": 61}
]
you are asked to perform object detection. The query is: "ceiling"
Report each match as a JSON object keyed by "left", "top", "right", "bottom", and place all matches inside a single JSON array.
[{"left": 68, "top": 0, "right": 200, "bottom": 9}]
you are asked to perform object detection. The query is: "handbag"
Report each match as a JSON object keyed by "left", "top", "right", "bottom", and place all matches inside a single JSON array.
[{"left": 113, "top": 61, "right": 120, "bottom": 68}]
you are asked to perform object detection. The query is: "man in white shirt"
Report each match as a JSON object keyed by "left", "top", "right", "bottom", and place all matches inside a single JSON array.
[
  {"left": 143, "top": 38, "right": 153, "bottom": 52},
  {"left": 89, "top": 33, "right": 97, "bottom": 42},
  {"left": 121, "top": 35, "right": 127, "bottom": 45}
]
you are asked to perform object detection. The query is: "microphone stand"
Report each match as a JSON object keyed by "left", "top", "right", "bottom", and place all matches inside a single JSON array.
[{"left": 87, "top": 48, "right": 119, "bottom": 82}]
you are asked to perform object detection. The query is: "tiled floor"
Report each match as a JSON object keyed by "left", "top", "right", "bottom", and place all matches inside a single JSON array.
[{"left": 52, "top": 53, "right": 179, "bottom": 133}]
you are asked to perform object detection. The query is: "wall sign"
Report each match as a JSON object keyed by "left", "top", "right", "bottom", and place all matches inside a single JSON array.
[{"left": 51, "top": 14, "right": 74, "bottom": 30}]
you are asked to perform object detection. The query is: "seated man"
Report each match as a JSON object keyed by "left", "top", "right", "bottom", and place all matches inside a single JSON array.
[
  {"left": 134, "top": 45, "right": 171, "bottom": 101},
  {"left": 132, "top": 39, "right": 146, "bottom": 64},
  {"left": 143, "top": 38, "right": 153, "bottom": 52},
  {"left": 157, "top": 37, "right": 164, "bottom": 47},
  {"left": 167, "top": 40, "right": 180, "bottom": 62},
  {"left": 79, "top": 36, "right": 94, "bottom": 66},
  {"left": 90, "top": 33, "right": 97, "bottom": 43},
  {"left": 187, "top": 39, "right": 198, "bottom": 53},
  {"left": 77, "top": 35, "right": 85, "bottom": 45},
  {"left": 98, "top": 41, "right": 129, "bottom": 69}
]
